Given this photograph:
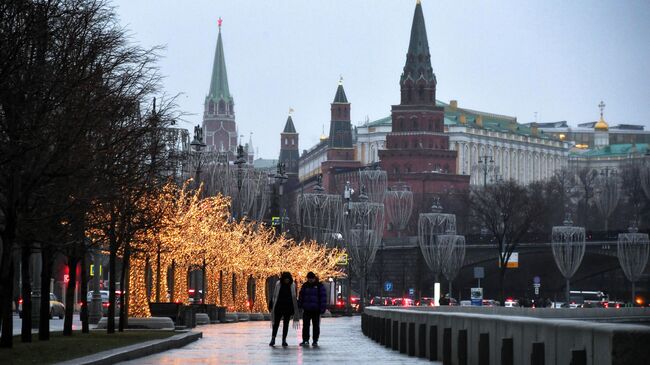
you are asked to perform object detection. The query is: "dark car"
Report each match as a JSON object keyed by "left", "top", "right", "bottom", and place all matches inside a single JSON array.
[{"left": 369, "top": 296, "right": 393, "bottom": 306}]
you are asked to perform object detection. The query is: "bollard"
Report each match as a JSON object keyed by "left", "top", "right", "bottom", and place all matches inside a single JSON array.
[
  {"left": 479, "top": 333, "right": 490, "bottom": 365},
  {"left": 399, "top": 322, "right": 407, "bottom": 354},
  {"left": 570, "top": 349, "right": 587, "bottom": 365},
  {"left": 501, "top": 338, "right": 513, "bottom": 365},
  {"left": 408, "top": 322, "right": 416, "bottom": 356},
  {"left": 418, "top": 323, "right": 426, "bottom": 358},
  {"left": 443, "top": 328, "right": 452, "bottom": 365},
  {"left": 392, "top": 321, "right": 399, "bottom": 351},
  {"left": 531, "top": 342, "right": 545, "bottom": 365},
  {"left": 380, "top": 318, "right": 386, "bottom": 346},
  {"left": 374, "top": 317, "right": 380, "bottom": 342},
  {"left": 385, "top": 319, "right": 392, "bottom": 348},
  {"left": 458, "top": 329, "right": 468, "bottom": 365},
  {"left": 429, "top": 325, "right": 438, "bottom": 361},
  {"left": 361, "top": 313, "right": 366, "bottom": 335}
]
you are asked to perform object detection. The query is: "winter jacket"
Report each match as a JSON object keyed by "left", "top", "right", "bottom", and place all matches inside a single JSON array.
[
  {"left": 269, "top": 281, "right": 300, "bottom": 326},
  {"left": 298, "top": 281, "right": 327, "bottom": 313}
]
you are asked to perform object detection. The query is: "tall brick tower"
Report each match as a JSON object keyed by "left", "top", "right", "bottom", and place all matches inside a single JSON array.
[
  {"left": 321, "top": 80, "right": 361, "bottom": 192},
  {"left": 203, "top": 18, "right": 238, "bottom": 159},
  {"left": 279, "top": 114, "right": 299, "bottom": 178},
  {"left": 379, "top": 1, "right": 458, "bottom": 175}
]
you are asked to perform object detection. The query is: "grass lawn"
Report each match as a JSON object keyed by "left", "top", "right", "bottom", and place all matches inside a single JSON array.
[{"left": 0, "top": 330, "right": 176, "bottom": 364}]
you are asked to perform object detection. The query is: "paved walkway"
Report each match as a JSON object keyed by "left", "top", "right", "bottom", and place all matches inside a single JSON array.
[{"left": 119, "top": 316, "right": 438, "bottom": 364}]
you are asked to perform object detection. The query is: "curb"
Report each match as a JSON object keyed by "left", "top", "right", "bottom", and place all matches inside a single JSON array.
[{"left": 54, "top": 331, "right": 202, "bottom": 365}]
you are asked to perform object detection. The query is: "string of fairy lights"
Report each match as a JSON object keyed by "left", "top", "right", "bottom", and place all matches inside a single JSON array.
[{"left": 89, "top": 181, "right": 345, "bottom": 317}]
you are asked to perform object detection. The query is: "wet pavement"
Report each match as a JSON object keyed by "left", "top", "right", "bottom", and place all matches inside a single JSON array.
[{"left": 119, "top": 316, "right": 438, "bottom": 364}]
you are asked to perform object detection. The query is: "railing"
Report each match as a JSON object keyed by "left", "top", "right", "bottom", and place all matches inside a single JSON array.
[{"left": 362, "top": 306, "right": 650, "bottom": 365}]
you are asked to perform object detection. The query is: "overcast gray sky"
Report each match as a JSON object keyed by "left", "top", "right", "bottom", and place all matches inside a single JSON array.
[{"left": 112, "top": 0, "right": 650, "bottom": 159}]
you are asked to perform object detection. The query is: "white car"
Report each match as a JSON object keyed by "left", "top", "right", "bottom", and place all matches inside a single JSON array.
[
  {"left": 504, "top": 299, "right": 520, "bottom": 308},
  {"left": 18, "top": 293, "right": 65, "bottom": 319}
]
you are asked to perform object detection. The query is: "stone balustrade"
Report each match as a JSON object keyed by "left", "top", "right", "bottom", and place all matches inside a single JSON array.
[{"left": 362, "top": 307, "right": 650, "bottom": 365}]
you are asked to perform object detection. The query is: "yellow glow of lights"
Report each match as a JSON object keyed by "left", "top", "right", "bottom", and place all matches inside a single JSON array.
[{"left": 88, "top": 181, "right": 345, "bottom": 317}]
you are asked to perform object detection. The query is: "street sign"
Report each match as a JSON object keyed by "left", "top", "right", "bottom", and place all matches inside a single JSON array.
[
  {"left": 336, "top": 253, "right": 348, "bottom": 265},
  {"left": 533, "top": 276, "right": 541, "bottom": 284},
  {"left": 271, "top": 216, "right": 280, "bottom": 226},
  {"left": 408, "top": 288, "right": 415, "bottom": 297},
  {"left": 498, "top": 252, "right": 519, "bottom": 268},
  {"left": 384, "top": 281, "right": 393, "bottom": 292},
  {"left": 471, "top": 287, "right": 483, "bottom": 306},
  {"left": 90, "top": 264, "right": 102, "bottom": 277},
  {"left": 474, "top": 267, "right": 485, "bottom": 279}
]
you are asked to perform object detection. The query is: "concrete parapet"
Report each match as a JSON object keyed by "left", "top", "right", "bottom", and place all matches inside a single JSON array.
[
  {"left": 363, "top": 307, "right": 650, "bottom": 365},
  {"left": 195, "top": 313, "right": 210, "bottom": 325},
  {"left": 96, "top": 317, "right": 174, "bottom": 330}
]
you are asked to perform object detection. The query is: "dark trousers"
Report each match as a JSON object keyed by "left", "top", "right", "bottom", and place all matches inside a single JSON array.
[
  {"left": 302, "top": 311, "right": 321, "bottom": 342},
  {"left": 272, "top": 312, "right": 291, "bottom": 340}
]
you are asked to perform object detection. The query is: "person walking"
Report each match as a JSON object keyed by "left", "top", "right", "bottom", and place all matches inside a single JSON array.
[
  {"left": 298, "top": 272, "right": 327, "bottom": 347},
  {"left": 269, "top": 272, "right": 300, "bottom": 347}
]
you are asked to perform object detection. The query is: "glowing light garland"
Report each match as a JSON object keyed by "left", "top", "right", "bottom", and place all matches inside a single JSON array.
[{"left": 88, "top": 181, "right": 345, "bottom": 317}]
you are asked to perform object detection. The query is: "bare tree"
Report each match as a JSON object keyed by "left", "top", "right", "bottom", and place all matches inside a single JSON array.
[
  {"left": 0, "top": 0, "right": 174, "bottom": 345},
  {"left": 469, "top": 180, "right": 548, "bottom": 300}
]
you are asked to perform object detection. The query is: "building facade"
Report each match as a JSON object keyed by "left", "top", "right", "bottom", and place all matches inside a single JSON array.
[{"left": 357, "top": 99, "right": 569, "bottom": 186}]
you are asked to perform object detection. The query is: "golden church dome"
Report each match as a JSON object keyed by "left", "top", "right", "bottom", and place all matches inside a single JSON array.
[{"left": 594, "top": 116, "right": 608, "bottom": 131}]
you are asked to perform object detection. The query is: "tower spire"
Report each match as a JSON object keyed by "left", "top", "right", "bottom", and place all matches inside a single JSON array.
[
  {"left": 399, "top": 1, "right": 436, "bottom": 105},
  {"left": 208, "top": 17, "right": 231, "bottom": 103}
]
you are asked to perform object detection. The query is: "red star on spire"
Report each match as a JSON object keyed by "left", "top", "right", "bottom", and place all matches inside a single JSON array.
[{"left": 218, "top": 17, "right": 222, "bottom": 29}]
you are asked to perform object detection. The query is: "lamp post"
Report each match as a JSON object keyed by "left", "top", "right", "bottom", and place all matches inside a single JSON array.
[
  {"left": 274, "top": 162, "right": 288, "bottom": 233},
  {"left": 88, "top": 250, "right": 103, "bottom": 324},
  {"left": 234, "top": 144, "right": 247, "bottom": 220},
  {"left": 477, "top": 154, "right": 495, "bottom": 187},
  {"left": 190, "top": 125, "right": 206, "bottom": 304}
]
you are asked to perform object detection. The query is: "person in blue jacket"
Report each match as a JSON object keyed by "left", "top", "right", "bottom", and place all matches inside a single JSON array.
[{"left": 298, "top": 271, "right": 327, "bottom": 347}]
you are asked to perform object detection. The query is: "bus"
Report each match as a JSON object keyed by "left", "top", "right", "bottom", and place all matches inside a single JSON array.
[{"left": 569, "top": 291, "right": 609, "bottom": 308}]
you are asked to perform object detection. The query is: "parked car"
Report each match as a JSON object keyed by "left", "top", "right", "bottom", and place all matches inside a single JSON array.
[
  {"left": 86, "top": 290, "right": 122, "bottom": 316},
  {"left": 460, "top": 300, "right": 472, "bottom": 307},
  {"left": 504, "top": 298, "right": 520, "bottom": 308},
  {"left": 19, "top": 293, "right": 65, "bottom": 319},
  {"left": 482, "top": 299, "right": 500, "bottom": 307},
  {"left": 392, "top": 298, "right": 415, "bottom": 307},
  {"left": 369, "top": 296, "right": 393, "bottom": 306}
]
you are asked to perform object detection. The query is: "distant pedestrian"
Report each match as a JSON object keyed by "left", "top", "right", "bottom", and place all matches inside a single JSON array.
[
  {"left": 269, "top": 272, "right": 300, "bottom": 347},
  {"left": 298, "top": 272, "right": 327, "bottom": 347}
]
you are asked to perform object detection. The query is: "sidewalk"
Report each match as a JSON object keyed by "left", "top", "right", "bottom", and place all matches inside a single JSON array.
[{"left": 118, "top": 316, "right": 438, "bottom": 364}]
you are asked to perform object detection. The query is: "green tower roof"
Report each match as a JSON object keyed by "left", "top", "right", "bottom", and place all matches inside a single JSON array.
[
  {"left": 283, "top": 115, "right": 297, "bottom": 133},
  {"left": 401, "top": 2, "right": 434, "bottom": 83},
  {"left": 333, "top": 84, "right": 349, "bottom": 103},
  {"left": 207, "top": 27, "right": 232, "bottom": 103}
]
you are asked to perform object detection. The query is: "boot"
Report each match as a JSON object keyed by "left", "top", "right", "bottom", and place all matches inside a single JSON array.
[{"left": 269, "top": 337, "right": 275, "bottom": 346}]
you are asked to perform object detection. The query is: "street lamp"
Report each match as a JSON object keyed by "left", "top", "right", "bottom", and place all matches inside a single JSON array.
[
  {"left": 273, "top": 162, "right": 288, "bottom": 232},
  {"left": 190, "top": 125, "right": 206, "bottom": 304},
  {"left": 477, "top": 154, "right": 496, "bottom": 187},
  {"left": 234, "top": 144, "right": 247, "bottom": 219}
]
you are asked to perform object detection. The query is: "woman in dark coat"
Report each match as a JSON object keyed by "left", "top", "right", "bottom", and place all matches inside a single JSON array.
[{"left": 269, "top": 272, "right": 300, "bottom": 347}]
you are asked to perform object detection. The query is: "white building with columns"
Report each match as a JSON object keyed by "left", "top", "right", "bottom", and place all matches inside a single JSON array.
[{"left": 356, "top": 100, "right": 570, "bottom": 186}]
